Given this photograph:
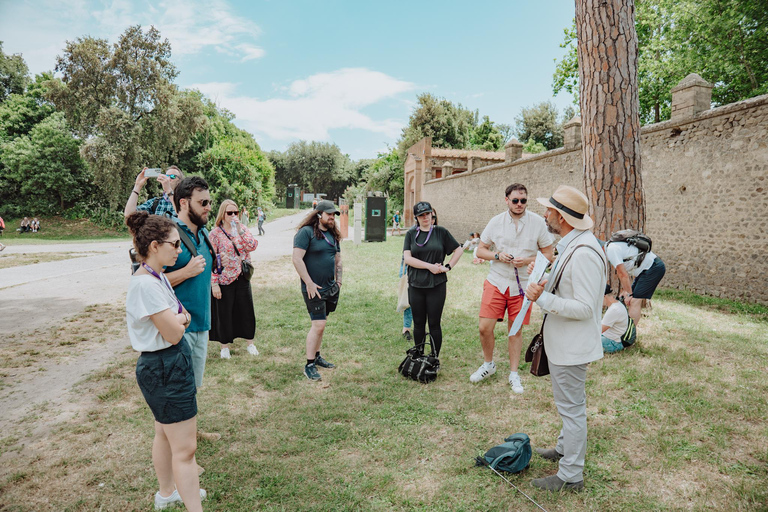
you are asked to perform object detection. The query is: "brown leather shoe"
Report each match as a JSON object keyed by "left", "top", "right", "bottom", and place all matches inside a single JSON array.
[
  {"left": 197, "top": 431, "right": 221, "bottom": 442},
  {"left": 531, "top": 474, "right": 584, "bottom": 492},
  {"left": 534, "top": 447, "right": 564, "bottom": 461}
]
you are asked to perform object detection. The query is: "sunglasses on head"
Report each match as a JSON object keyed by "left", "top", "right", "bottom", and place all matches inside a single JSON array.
[
  {"left": 226, "top": 210, "right": 239, "bottom": 216},
  {"left": 159, "top": 239, "right": 181, "bottom": 249},
  {"left": 508, "top": 198, "right": 528, "bottom": 204}
]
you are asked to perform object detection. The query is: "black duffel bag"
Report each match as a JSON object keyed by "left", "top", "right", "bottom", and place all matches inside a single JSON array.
[{"left": 398, "top": 334, "right": 440, "bottom": 383}]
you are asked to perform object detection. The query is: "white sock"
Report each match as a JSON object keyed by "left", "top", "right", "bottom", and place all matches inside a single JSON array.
[{"left": 484, "top": 361, "right": 495, "bottom": 368}]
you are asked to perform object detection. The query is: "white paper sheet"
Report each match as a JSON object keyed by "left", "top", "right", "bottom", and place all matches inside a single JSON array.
[{"left": 509, "top": 251, "right": 551, "bottom": 336}]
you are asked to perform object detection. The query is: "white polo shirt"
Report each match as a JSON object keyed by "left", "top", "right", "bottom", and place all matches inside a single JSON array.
[
  {"left": 480, "top": 209, "right": 554, "bottom": 294},
  {"left": 605, "top": 242, "right": 657, "bottom": 277}
]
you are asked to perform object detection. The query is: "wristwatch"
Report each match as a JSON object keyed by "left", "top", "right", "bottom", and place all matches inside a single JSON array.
[
  {"left": 167, "top": 191, "right": 174, "bottom": 197},
  {"left": 494, "top": 253, "right": 500, "bottom": 260},
  {"left": 445, "top": 263, "right": 452, "bottom": 270}
]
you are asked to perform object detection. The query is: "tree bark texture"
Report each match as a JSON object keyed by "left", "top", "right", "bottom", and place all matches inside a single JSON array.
[{"left": 576, "top": 0, "right": 645, "bottom": 240}]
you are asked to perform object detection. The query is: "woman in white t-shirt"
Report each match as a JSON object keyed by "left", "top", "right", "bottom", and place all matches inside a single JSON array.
[
  {"left": 125, "top": 211, "right": 205, "bottom": 511},
  {"left": 601, "top": 284, "right": 635, "bottom": 353}
]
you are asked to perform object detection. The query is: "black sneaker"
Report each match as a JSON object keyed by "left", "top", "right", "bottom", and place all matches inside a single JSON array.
[
  {"left": 402, "top": 331, "right": 412, "bottom": 341},
  {"left": 315, "top": 354, "right": 336, "bottom": 369},
  {"left": 304, "top": 363, "right": 321, "bottom": 381}
]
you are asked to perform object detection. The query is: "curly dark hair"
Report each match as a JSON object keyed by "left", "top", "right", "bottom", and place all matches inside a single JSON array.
[
  {"left": 296, "top": 210, "right": 341, "bottom": 242},
  {"left": 126, "top": 211, "right": 177, "bottom": 258}
]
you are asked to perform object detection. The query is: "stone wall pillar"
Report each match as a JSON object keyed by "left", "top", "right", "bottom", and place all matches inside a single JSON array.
[
  {"left": 505, "top": 138, "right": 523, "bottom": 162},
  {"left": 671, "top": 73, "right": 713, "bottom": 121},
  {"left": 563, "top": 116, "right": 582, "bottom": 150},
  {"left": 467, "top": 157, "right": 475, "bottom": 173},
  {"left": 442, "top": 160, "right": 454, "bottom": 177}
]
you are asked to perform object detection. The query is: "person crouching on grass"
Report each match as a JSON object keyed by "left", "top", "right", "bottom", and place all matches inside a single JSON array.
[
  {"left": 292, "top": 200, "right": 343, "bottom": 381},
  {"left": 125, "top": 211, "right": 206, "bottom": 511}
]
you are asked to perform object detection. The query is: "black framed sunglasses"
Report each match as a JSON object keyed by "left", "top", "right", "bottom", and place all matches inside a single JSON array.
[
  {"left": 225, "top": 210, "right": 239, "bottom": 216},
  {"left": 508, "top": 198, "right": 528, "bottom": 205},
  {"left": 159, "top": 239, "right": 182, "bottom": 249},
  {"left": 197, "top": 199, "right": 211, "bottom": 207}
]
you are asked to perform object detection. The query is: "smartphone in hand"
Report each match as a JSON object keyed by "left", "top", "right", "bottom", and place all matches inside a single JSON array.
[{"left": 145, "top": 168, "right": 162, "bottom": 178}]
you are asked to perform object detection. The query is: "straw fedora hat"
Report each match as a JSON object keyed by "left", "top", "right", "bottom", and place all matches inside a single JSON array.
[{"left": 537, "top": 185, "right": 594, "bottom": 230}]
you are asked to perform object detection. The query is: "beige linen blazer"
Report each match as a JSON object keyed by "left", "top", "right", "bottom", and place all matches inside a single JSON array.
[{"left": 539, "top": 230, "right": 607, "bottom": 366}]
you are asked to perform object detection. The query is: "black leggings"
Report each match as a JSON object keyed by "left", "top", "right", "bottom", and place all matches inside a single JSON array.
[{"left": 408, "top": 282, "right": 447, "bottom": 357}]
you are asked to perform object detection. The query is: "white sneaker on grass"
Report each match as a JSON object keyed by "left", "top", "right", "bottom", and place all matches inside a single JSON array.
[
  {"left": 509, "top": 372, "right": 524, "bottom": 394},
  {"left": 469, "top": 362, "right": 496, "bottom": 383},
  {"left": 154, "top": 488, "right": 207, "bottom": 509},
  {"left": 246, "top": 344, "right": 259, "bottom": 356},
  {"left": 220, "top": 347, "right": 231, "bottom": 359}
]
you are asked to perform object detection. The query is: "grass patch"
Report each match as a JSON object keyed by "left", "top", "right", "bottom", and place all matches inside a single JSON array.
[
  {"left": 1, "top": 237, "right": 767, "bottom": 510},
  {"left": 655, "top": 287, "right": 768, "bottom": 322},
  {"left": 0, "top": 251, "right": 106, "bottom": 269},
  {"left": 0, "top": 216, "right": 128, "bottom": 244}
]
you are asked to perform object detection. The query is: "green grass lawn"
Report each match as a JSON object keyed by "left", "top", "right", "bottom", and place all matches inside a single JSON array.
[
  {"left": 1, "top": 237, "right": 767, "bottom": 511},
  {"left": 0, "top": 216, "right": 128, "bottom": 245}
]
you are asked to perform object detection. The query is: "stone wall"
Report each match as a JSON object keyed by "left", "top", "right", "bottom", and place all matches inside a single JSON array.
[{"left": 422, "top": 93, "right": 768, "bottom": 304}]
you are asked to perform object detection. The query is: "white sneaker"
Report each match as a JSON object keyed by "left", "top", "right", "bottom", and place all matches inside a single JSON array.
[
  {"left": 154, "top": 488, "right": 207, "bottom": 509},
  {"left": 220, "top": 347, "right": 231, "bottom": 359},
  {"left": 246, "top": 344, "right": 259, "bottom": 356},
  {"left": 469, "top": 362, "right": 496, "bottom": 383},
  {"left": 509, "top": 372, "right": 524, "bottom": 394}
]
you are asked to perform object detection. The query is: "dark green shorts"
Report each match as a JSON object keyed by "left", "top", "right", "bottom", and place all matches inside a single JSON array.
[{"left": 136, "top": 337, "right": 197, "bottom": 424}]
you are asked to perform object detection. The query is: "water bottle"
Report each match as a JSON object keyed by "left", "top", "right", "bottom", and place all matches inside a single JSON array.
[
  {"left": 215, "top": 254, "right": 223, "bottom": 274},
  {"left": 230, "top": 219, "right": 237, "bottom": 235}
]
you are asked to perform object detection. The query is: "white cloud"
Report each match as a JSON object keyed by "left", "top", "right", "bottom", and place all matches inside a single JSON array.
[
  {"left": 193, "top": 68, "right": 416, "bottom": 142},
  {"left": 0, "top": 0, "right": 262, "bottom": 73}
]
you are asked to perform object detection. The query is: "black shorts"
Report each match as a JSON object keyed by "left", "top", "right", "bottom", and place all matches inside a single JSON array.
[
  {"left": 302, "top": 283, "right": 340, "bottom": 321},
  {"left": 632, "top": 257, "right": 666, "bottom": 299},
  {"left": 136, "top": 337, "right": 197, "bottom": 425}
]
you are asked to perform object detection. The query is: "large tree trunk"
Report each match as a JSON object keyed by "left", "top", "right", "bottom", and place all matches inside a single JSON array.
[{"left": 576, "top": 0, "right": 645, "bottom": 240}]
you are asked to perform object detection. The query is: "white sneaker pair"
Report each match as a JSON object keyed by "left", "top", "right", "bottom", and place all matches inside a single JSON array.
[{"left": 154, "top": 488, "right": 207, "bottom": 509}]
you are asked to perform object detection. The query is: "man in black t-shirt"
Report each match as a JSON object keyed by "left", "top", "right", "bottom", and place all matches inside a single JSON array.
[{"left": 292, "top": 200, "right": 343, "bottom": 381}]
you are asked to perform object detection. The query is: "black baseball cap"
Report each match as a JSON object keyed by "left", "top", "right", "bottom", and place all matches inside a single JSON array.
[
  {"left": 413, "top": 201, "right": 433, "bottom": 216},
  {"left": 316, "top": 200, "right": 340, "bottom": 215}
]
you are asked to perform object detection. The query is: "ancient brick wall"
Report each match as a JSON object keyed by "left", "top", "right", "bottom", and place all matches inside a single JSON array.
[{"left": 422, "top": 94, "right": 768, "bottom": 304}]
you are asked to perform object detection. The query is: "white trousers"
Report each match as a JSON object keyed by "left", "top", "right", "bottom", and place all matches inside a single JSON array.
[{"left": 550, "top": 362, "right": 588, "bottom": 482}]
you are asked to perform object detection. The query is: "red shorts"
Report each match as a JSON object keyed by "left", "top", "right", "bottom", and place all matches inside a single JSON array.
[{"left": 479, "top": 280, "right": 531, "bottom": 326}]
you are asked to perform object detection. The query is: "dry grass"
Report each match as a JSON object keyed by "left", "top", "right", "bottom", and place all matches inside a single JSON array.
[
  {"left": 0, "top": 251, "right": 106, "bottom": 269},
  {"left": 1, "top": 238, "right": 767, "bottom": 511}
]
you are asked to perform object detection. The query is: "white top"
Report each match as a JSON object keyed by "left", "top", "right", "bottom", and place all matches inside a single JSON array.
[
  {"left": 606, "top": 241, "right": 657, "bottom": 277},
  {"left": 602, "top": 302, "right": 628, "bottom": 342},
  {"left": 126, "top": 274, "right": 179, "bottom": 352},
  {"left": 480, "top": 209, "right": 554, "bottom": 293}
]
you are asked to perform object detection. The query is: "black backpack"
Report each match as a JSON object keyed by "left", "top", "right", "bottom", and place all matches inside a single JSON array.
[{"left": 608, "top": 229, "right": 653, "bottom": 266}]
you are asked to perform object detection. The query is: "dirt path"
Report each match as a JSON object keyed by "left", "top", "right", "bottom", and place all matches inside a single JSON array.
[{"left": 0, "top": 211, "right": 311, "bottom": 451}]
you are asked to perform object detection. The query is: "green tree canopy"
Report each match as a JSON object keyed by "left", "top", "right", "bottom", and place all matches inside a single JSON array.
[
  {"left": 0, "top": 73, "right": 56, "bottom": 140},
  {"left": 0, "top": 112, "right": 91, "bottom": 215},
  {"left": 271, "top": 141, "right": 352, "bottom": 201},
  {"left": 514, "top": 101, "right": 574, "bottom": 151},
  {"left": 0, "top": 42, "right": 30, "bottom": 103},
  {"left": 47, "top": 25, "right": 205, "bottom": 209},
  {"left": 396, "top": 93, "right": 509, "bottom": 158},
  {"left": 553, "top": 0, "right": 768, "bottom": 124}
]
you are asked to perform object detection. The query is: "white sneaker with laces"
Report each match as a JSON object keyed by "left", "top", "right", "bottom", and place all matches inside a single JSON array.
[
  {"left": 154, "top": 488, "right": 207, "bottom": 509},
  {"left": 220, "top": 347, "right": 231, "bottom": 359},
  {"left": 247, "top": 344, "right": 259, "bottom": 356},
  {"left": 509, "top": 372, "right": 524, "bottom": 394},
  {"left": 469, "top": 362, "right": 496, "bottom": 383}
]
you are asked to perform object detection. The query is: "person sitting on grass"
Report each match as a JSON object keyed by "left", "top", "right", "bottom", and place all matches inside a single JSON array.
[
  {"left": 31, "top": 217, "right": 40, "bottom": 233},
  {"left": 601, "top": 284, "right": 637, "bottom": 354},
  {"left": 18, "top": 217, "right": 31, "bottom": 233}
]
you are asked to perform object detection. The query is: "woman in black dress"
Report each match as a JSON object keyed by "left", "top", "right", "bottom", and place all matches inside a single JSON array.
[{"left": 402, "top": 201, "right": 462, "bottom": 357}]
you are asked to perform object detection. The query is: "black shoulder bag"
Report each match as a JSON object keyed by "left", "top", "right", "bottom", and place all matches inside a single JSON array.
[
  {"left": 525, "top": 243, "right": 606, "bottom": 377},
  {"left": 220, "top": 227, "right": 254, "bottom": 281}
]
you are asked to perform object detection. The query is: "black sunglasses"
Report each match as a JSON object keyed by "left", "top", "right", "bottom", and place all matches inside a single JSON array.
[
  {"left": 197, "top": 199, "right": 211, "bottom": 207},
  {"left": 225, "top": 211, "right": 239, "bottom": 216},
  {"left": 159, "top": 239, "right": 181, "bottom": 249},
  {"left": 508, "top": 198, "right": 528, "bottom": 204}
]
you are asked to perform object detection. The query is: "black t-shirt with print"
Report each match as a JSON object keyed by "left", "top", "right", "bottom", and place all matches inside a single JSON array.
[{"left": 403, "top": 225, "right": 460, "bottom": 289}]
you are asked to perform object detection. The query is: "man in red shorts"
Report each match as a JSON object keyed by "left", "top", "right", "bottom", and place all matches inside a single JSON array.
[{"left": 470, "top": 183, "right": 555, "bottom": 393}]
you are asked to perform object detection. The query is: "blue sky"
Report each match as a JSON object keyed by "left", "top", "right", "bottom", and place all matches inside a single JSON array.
[{"left": 0, "top": 0, "right": 577, "bottom": 159}]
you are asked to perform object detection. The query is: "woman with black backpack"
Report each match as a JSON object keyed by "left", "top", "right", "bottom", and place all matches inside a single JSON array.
[{"left": 402, "top": 201, "right": 462, "bottom": 358}]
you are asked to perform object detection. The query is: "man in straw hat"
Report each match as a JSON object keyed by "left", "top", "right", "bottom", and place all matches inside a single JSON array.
[{"left": 524, "top": 185, "right": 607, "bottom": 492}]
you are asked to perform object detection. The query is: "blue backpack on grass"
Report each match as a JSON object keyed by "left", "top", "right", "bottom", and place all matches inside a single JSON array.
[{"left": 476, "top": 433, "right": 532, "bottom": 473}]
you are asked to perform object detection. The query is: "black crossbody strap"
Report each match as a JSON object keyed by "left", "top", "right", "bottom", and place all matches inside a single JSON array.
[{"left": 219, "top": 226, "right": 243, "bottom": 259}]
